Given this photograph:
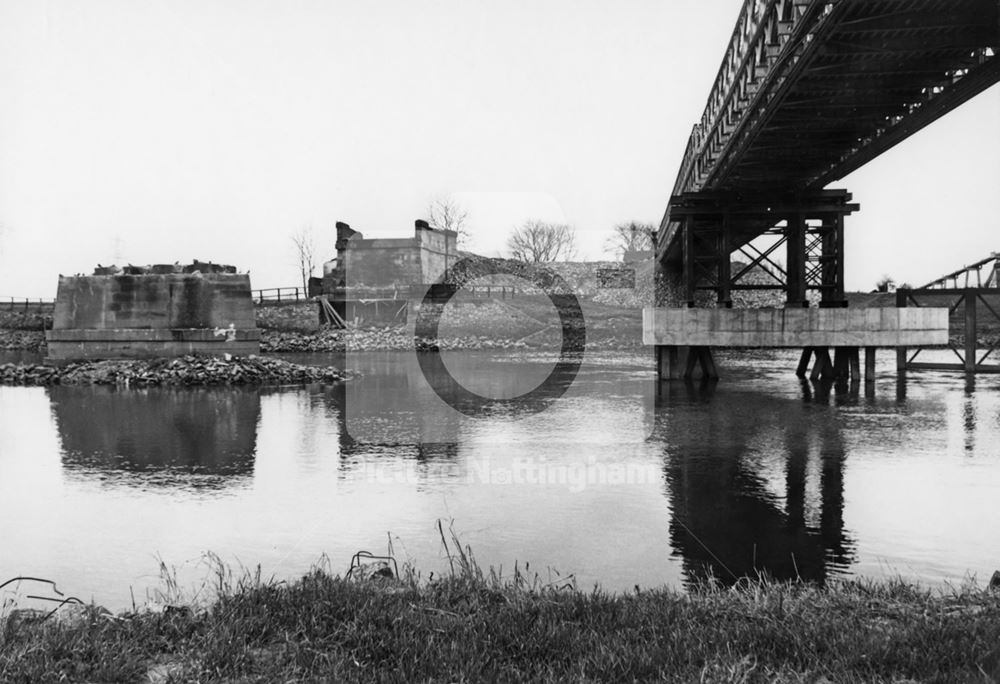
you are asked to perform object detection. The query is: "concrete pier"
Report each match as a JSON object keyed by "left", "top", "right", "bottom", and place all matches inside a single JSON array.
[
  {"left": 644, "top": 307, "right": 949, "bottom": 382},
  {"left": 46, "top": 272, "right": 260, "bottom": 361}
]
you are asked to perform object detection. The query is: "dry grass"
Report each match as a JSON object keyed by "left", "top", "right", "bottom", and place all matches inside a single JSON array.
[{"left": 3, "top": 531, "right": 999, "bottom": 683}]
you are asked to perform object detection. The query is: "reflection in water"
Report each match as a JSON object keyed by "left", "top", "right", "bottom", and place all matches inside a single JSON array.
[
  {"left": 963, "top": 384, "right": 976, "bottom": 454},
  {"left": 343, "top": 351, "right": 592, "bottom": 445},
  {"left": 50, "top": 385, "right": 260, "bottom": 486},
  {"left": 311, "top": 381, "right": 461, "bottom": 483},
  {"left": 655, "top": 380, "right": 853, "bottom": 586}
]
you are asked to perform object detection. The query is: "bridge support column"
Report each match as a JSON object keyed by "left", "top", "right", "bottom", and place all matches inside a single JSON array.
[
  {"left": 864, "top": 347, "right": 876, "bottom": 384},
  {"left": 819, "top": 213, "right": 847, "bottom": 308},
  {"left": 786, "top": 213, "right": 808, "bottom": 308},
  {"left": 659, "top": 191, "right": 859, "bottom": 382},
  {"left": 656, "top": 345, "right": 683, "bottom": 381},
  {"left": 964, "top": 288, "right": 977, "bottom": 374},
  {"left": 656, "top": 345, "right": 719, "bottom": 383},
  {"left": 896, "top": 289, "right": 908, "bottom": 379},
  {"left": 663, "top": 190, "right": 857, "bottom": 308}
]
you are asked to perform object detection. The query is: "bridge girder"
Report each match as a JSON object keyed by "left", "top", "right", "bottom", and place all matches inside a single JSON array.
[{"left": 657, "top": 0, "right": 1000, "bottom": 271}]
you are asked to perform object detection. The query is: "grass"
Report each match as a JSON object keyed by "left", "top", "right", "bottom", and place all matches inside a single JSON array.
[{"left": 2, "top": 529, "right": 1000, "bottom": 682}]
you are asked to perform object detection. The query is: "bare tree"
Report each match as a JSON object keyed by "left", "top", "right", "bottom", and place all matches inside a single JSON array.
[
  {"left": 606, "top": 221, "right": 655, "bottom": 258},
  {"left": 291, "top": 226, "right": 317, "bottom": 293},
  {"left": 427, "top": 197, "right": 470, "bottom": 246},
  {"left": 875, "top": 274, "right": 896, "bottom": 293},
  {"left": 507, "top": 221, "right": 577, "bottom": 263}
]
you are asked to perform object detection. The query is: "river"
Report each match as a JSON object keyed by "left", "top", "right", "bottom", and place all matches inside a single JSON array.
[{"left": 1, "top": 349, "right": 998, "bottom": 611}]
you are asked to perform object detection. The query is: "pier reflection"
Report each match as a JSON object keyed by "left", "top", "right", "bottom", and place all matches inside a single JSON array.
[
  {"left": 307, "top": 381, "right": 462, "bottom": 485},
  {"left": 49, "top": 385, "right": 260, "bottom": 485},
  {"left": 341, "top": 350, "right": 571, "bottom": 446},
  {"left": 655, "top": 380, "right": 854, "bottom": 586}
]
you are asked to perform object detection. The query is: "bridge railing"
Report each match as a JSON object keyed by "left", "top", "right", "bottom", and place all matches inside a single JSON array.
[
  {"left": 919, "top": 254, "right": 1000, "bottom": 290},
  {"left": 673, "top": 0, "right": 1000, "bottom": 200},
  {"left": 674, "top": 0, "right": 823, "bottom": 194}
]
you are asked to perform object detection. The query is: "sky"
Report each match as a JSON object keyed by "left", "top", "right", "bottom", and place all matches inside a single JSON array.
[{"left": 0, "top": 0, "right": 998, "bottom": 297}]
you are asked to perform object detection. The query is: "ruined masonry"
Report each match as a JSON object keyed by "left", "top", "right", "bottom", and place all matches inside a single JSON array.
[
  {"left": 322, "top": 220, "right": 457, "bottom": 291},
  {"left": 46, "top": 261, "right": 260, "bottom": 361}
]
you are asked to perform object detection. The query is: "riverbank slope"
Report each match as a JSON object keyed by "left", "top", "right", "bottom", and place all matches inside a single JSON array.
[{"left": 2, "top": 568, "right": 998, "bottom": 682}]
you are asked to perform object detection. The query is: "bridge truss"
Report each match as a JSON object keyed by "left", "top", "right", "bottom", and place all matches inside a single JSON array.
[{"left": 657, "top": 0, "right": 1000, "bottom": 307}]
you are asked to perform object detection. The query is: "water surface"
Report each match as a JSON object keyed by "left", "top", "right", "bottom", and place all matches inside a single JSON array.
[{"left": 1, "top": 349, "right": 998, "bottom": 610}]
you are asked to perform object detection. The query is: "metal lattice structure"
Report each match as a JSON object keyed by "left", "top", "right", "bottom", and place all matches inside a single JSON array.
[
  {"left": 889, "top": 252, "right": 1000, "bottom": 374},
  {"left": 919, "top": 252, "right": 1000, "bottom": 289},
  {"left": 657, "top": 0, "right": 1000, "bottom": 306}
]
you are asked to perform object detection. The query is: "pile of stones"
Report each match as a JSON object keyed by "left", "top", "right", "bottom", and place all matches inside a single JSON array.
[{"left": 0, "top": 355, "right": 350, "bottom": 387}]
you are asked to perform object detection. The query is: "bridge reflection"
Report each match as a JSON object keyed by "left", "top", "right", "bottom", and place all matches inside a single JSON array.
[
  {"left": 654, "top": 380, "right": 853, "bottom": 586},
  {"left": 50, "top": 385, "right": 260, "bottom": 486}
]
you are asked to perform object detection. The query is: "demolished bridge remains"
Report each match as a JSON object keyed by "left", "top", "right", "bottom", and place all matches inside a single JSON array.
[
  {"left": 322, "top": 220, "right": 457, "bottom": 291},
  {"left": 316, "top": 220, "right": 458, "bottom": 325},
  {"left": 46, "top": 261, "right": 259, "bottom": 361}
]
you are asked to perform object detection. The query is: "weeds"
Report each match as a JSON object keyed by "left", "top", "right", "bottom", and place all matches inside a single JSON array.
[{"left": 2, "top": 526, "right": 999, "bottom": 682}]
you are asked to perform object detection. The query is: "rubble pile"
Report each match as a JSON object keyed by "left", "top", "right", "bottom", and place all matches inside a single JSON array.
[
  {"left": 0, "top": 330, "right": 46, "bottom": 352},
  {"left": 0, "top": 310, "right": 52, "bottom": 331},
  {"left": 0, "top": 355, "right": 350, "bottom": 387},
  {"left": 255, "top": 303, "right": 320, "bottom": 333},
  {"left": 261, "top": 327, "right": 532, "bottom": 353}
]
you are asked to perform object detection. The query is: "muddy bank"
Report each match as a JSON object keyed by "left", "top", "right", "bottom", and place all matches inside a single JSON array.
[{"left": 0, "top": 354, "right": 349, "bottom": 387}]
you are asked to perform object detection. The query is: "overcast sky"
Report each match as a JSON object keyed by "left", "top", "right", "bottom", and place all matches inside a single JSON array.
[{"left": 1, "top": 0, "right": 998, "bottom": 297}]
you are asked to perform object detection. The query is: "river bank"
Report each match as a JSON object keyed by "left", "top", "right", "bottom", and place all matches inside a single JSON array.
[{"left": 2, "top": 564, "right": 998, "bottom": 682}]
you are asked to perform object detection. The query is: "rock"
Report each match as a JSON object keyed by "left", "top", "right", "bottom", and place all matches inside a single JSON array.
[{"left": 989, "top": 570, "right": 1000, "bottom": 591}]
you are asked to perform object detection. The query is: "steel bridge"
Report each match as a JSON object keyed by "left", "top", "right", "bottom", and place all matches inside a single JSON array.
[{"left": 657, "top": 0, "right": 1000, "bottom": 309}]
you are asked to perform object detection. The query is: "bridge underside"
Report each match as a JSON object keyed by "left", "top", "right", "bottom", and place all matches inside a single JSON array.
[
  {"left": 657, "top": 0, "right": 1000, "bottom": 290},
  {"left": 651, "top": 0, "right": 1000, "bottom": 381},
  {"left": 666, "top": 189, "right": 858, "bottom": 308},
  {"left": 698, "top": 0, "right": 1000, "bottom": 195}
]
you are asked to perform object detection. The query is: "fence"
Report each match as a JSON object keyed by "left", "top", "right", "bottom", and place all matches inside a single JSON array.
[
  {"left": 253, "top": 287, "right": 310, "bottom": 304},
  {"left": 253, "top": 285, "right": 518, "bottom": 305},
  {"left": 0, "top": 297, "right": 54, "bottom": 312}
]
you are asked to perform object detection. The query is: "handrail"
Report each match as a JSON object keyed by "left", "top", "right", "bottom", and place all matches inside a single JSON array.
[{"left": 671, "top": 0, "right": 822, "bottom": 195}]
